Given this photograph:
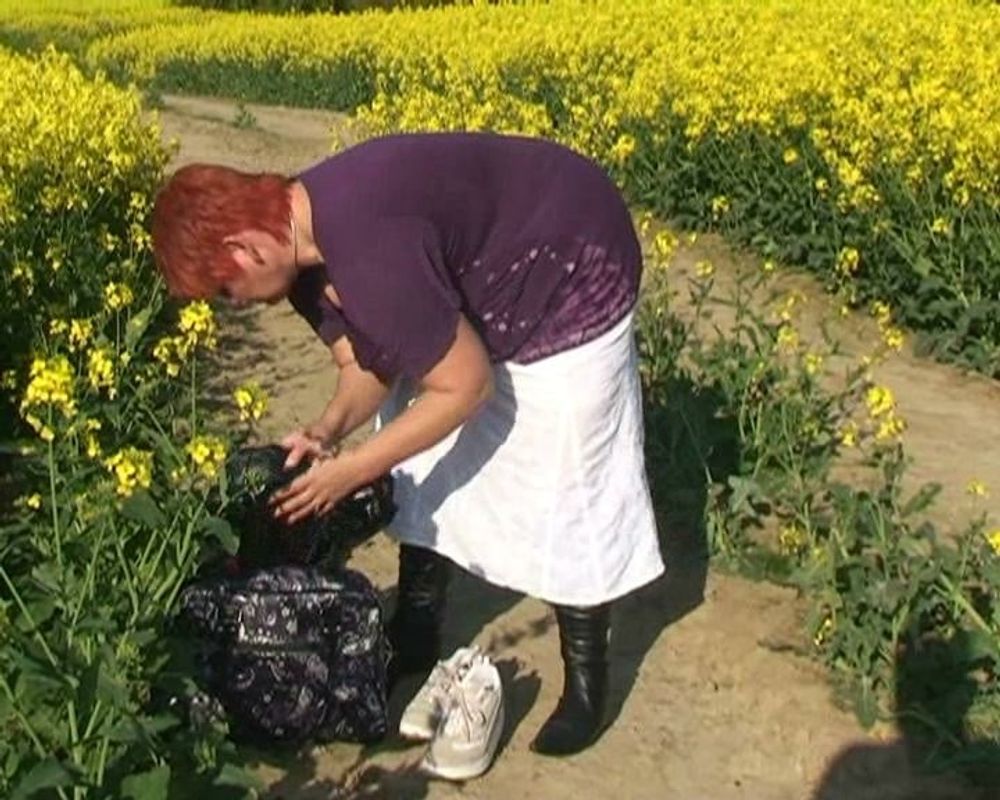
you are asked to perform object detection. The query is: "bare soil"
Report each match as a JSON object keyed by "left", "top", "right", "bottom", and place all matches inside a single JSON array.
[{"left": 153, "top": 94, "right": 1000, "bottom": 800}]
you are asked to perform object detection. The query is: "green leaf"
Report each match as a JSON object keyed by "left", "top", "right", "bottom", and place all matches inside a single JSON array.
[
  {"left": 121, "top": 764, "right": 170, "bottom": 800},
  {"left": 124, "top": 305, "right": 154, "bottom": 351},
  {"left": 11, "top": 758, "right": 75, "bottom": 800},
  {"left": 200, "top": 516, "right": 239, "bottom": 555},
  {"left": 213, "top": 763, "right": 264, "bottom": 792},
  {"left": 121, "top": 490, "right": 167, "bottom": 529}
]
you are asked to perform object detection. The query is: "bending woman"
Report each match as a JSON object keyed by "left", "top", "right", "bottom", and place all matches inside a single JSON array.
[{"left": 151, "top": 131, "right": 664, "bottom": 756}]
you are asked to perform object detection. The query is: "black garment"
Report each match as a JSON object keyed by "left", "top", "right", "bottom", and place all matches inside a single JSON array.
[
  {"left": 388, "top": 543, "right": 451, "bottom": 686},
  {"left": 531, "top": 603, "right": 611, "bottom": 756}
]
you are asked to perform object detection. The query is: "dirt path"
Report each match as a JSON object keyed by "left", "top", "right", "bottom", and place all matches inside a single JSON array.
[{"left": 154, "top": 95, "right": 997, "bottom": 800}]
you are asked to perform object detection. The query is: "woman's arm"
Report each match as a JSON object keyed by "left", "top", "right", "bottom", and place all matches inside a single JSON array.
[
  {"left": 273, "top": 314, "right": 493, "bottom": 523},
  {"left": 344, "top": 313, "right": 494, "bottom": 486},
  {"left": 309, "top": 336, "right": 393, "bottom": 443},
  {"left": 283, "top": 335, "right": 391, "bottom": 466}
]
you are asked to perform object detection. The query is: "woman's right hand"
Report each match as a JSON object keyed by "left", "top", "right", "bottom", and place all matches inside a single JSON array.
[{"left": 281, "top": 426, "right": 333, "bottom": 469}]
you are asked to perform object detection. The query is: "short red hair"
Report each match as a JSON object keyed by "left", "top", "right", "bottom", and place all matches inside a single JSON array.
[{"left": 151, "top": 164, "right": 292, "bottom": 298}]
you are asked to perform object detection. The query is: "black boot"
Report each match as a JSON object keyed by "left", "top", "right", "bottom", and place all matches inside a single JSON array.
[
  {"left": 387, "top": 544, "right": 451, "bottom": 688},
  {"left": 530, "top": 603, "right": 610, "bottom": 756}
]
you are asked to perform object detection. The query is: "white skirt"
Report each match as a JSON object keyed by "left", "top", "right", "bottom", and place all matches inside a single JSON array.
[{"left": 376, "top": 311, "right": 664, "bottom": 606}]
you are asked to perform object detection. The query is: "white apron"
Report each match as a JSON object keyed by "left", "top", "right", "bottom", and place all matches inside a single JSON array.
[{"left": 376, "top": 311, "right": 664, "bottom": 606}]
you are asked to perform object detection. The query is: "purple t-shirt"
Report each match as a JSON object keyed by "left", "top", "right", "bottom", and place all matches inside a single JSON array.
[{"left": 289, "top": 132, "right": 641, "bottom": 382}]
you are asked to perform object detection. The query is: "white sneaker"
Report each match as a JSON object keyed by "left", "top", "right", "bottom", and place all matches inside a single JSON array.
[
  {"left": 399, "top": 645, "right": 483, "bottom": 741},
  {"left": 421, "top": 656, "right": 504, "bottom": 781}
]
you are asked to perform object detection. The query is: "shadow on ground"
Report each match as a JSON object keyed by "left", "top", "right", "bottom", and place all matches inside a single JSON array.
[{"left": 813, "top": 627, "right": 1000, "bottom": 800}]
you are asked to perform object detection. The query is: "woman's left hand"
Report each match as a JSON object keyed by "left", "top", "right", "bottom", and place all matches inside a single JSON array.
[{"left": 269, "top": 452, "right": 355, "bottom": 525}]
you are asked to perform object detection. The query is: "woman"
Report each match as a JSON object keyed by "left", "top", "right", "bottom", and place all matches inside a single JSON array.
[{"left": 151, "top": 131, "right": 664, "bottom": 756}]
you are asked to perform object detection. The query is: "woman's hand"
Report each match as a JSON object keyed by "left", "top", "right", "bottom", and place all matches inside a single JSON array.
[
  {"left": 280, "top": 426, "right": 333, "bottom": 469},
  {"left": 269, "top": 452, "right": 355, "bottom": 525}
]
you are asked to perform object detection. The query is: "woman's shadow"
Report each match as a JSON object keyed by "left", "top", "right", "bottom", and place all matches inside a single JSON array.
[{"left": 813, "top": 626, "right": 1000, "bottom": 800}]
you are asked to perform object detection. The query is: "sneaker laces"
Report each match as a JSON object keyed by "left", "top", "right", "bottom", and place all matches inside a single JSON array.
[
  {"left": 424, "top": 649, "right": 481, "bottom": 704},
  {"left": 443, "top": 673, "right": 492, "bottom": 741}
]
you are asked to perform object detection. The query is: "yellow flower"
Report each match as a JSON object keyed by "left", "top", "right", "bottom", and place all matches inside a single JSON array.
[
  {"left": 652, "top": 229, "right": 677, "bottom": 267},
  {"left": 233, "top": 380, "right": 269, "bottom": 423},
  {"left": 153, "top": 335, "right": 190, "bottom": 378},
  {"left": 68, "top": 318, "right": 93, "bottom": 352},
  {"left": 686, "top": 232, "right": 698, "bottom": 245},
  {"left": 779, "top": 524, "right": 807, "bottom": 555},
  {"left": 783, "top": 147, "right": 799, "bottom": 165},
  {"left": 882, "top": 326, "right": 905, "bottom": 351},
  {"left": 637, "top": 211, "right": 654, "bottom": 235},
  {"left": 876, "top": 412, "right": 906, "bottom": 441},
  {"left": 185, "top": 434, "right": 228, "bottom": 480},
  {"left": 710, "top": 195, "right": 730, "bottom": 219},
  {"left": 967, "top": 479, "right": 989, "bottom": 498},
  {"left": 814, "top": 614, "right": 835, "bottom": 647},
  {"left": 871, "top": 301, "right": 891, "bottom": 327},
  {"left": 777, "top": 324, "right": 800, "bottom": 352},
  {"left": 865, "top": 385, "right": 895, "bottom": 418},
  {"left": 104, "top": 282, "right": 134, "bottom": 312},
  {"left": 104, "top": 447, "right": 153, "bottom": 497},
  {"left": 836, "top": 247, "right": 860, "bottom": 276},
  {"left": 986, "top": 530, "right": 1000, "bottom": 556},
  {"left": 20, "top": 355, "right": 76, "bottom": 425},
  {"left": 17, "top": 494, "right": 42, "bottom": 511},
  {"left": 87, "top": 346, "right": 115, "bottom": 395},
  {"left": 814, "top": 177, "right": 829, "bottom": 194},
  {"left": 80, "top": 418, "right": 102, "bottom": 459},
  {"left": 761, "top": 259, "right": 776, "bottom": 274},
  {"left": 803, "top": 352, "right": 824, "bottom": 376},
  {"left": 839, "top": 421, "right": 859, "bottom": 448},
  {"left": 930, "top": 217, "right": 952, "bottom": 236},
  {"left": 694, "top": 259, "right": 715, "bottom": 279},
  {"left": 610, "top": 133, "right": 636, "bottom": 164},
  {"left": 178, "top": 301, "right": 217, "bottom": 350}
]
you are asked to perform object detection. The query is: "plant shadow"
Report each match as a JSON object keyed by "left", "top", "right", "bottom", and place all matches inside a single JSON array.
[{"left": 813, "top": 627, "right": 1000, "bottom": 799}]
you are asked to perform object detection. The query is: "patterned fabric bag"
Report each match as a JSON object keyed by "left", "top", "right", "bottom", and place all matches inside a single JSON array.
[
  {"left": 173, "top": 445, "right": 395, "bottom": 744},
  {"left": 177, "top": 566, "right": 389, "bottom": 744}
]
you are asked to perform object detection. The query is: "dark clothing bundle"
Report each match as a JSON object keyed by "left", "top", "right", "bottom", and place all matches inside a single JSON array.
[{"left": 174, "top": 446, "right": 395, "bottom": 744}]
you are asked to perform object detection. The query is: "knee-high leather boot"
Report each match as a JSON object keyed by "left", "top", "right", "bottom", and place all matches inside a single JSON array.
[
  {"left": 387, "top": 544, "right": 451, "bottom": 687},
  {"left": 530, "top": 602, "right": 611, "bottom": 756}
]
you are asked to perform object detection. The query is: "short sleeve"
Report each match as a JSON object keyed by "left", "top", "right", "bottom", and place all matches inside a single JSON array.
[
  {"left": 337, "top": 217, "right": 461, "bottom": 382},
  {"left": 287, "top": 265, "right": 347, "bottom": 346}
]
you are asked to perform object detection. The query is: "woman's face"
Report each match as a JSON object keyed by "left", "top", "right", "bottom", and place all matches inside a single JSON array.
[{"left": 222, "top": 229, "right": 296, "bottom": 305}]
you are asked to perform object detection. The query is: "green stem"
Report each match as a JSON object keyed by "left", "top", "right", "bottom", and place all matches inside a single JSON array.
[
  {"left": 0, "top": 670, "right": 47, "bottom": 756},
  {"left": 940, "top": 574, "right": 995, "bottom": 642},
  {"left": 189, "top": 356, "right": 197, "bottom": 434},
  {"left": 0, "top": 566, "right": 59, "bottom": 668},
  {"left": 47, "top": 408, "right": 62, "bottom": 572}
]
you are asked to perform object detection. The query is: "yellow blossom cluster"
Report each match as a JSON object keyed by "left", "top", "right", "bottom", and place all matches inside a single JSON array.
[
  {"left": 233, "top": 380, "right": 268, "bottom": 423},
  {"left": 153, "top": 301, "right": 217, "bottom": 376},
  {"left": 19, "top": 355, "right": 76, "bottom": 439},
  {"left": 69, "top": 0, "right": 997, "bottom": 217},
  {"left": 184, "top": 434, "right": 227, "bottom": 480},
  {"left": 104, "top": 281, "right": 135, "bottom": 312},
  {"left": 870, "top": 301, "right": 905, "bottom": 353},
  {"left": 104, "top": 445, "right": 153, "bottom": 497},
  {"left": 865, "top": 385, "right": 906, "bottom": 442},
  {"left": 179, "top": 300, "right": 217, "bottom": 348}
]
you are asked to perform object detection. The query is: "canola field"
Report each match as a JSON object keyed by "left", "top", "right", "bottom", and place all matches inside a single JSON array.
[{"left": 2, "top": 0, "right": 998, "bottom": 370}]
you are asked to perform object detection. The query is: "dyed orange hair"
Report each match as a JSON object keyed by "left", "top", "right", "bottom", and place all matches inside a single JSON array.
[{"left": 151, "top": 164, "right": 292, "bottom": 298}]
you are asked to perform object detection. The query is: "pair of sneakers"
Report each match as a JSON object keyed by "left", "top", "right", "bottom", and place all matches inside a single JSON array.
[{"left": 399, "top": 645, "right": 505, "bottom": 781}]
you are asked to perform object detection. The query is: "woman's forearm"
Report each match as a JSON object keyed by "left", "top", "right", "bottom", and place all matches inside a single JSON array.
[
  {"left": 343, "top": 383, "right": 489, "bottom": 487},
  {"left": 309, "top": 363, "right": 390, "bottom": 445}
]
